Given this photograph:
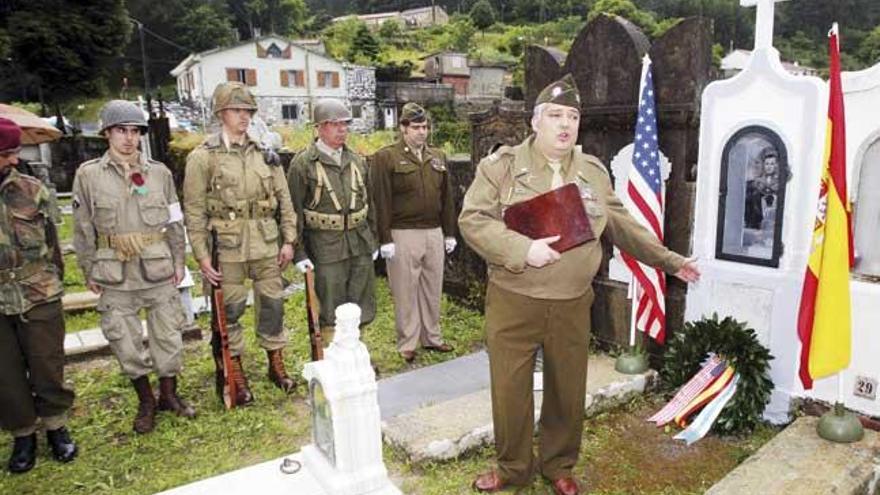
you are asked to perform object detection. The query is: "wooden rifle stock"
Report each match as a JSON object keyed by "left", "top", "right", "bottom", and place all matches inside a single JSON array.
[
  {"left": 304, "top": 267, "right": 323, "bottom": 360},
  {"left": 210, "top": 230, "right": 237, "bottom": 409}
]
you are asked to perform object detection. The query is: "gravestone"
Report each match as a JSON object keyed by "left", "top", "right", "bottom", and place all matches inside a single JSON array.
[
  {"left": 300, "top": 303, "right": 402, "bottom": 495},
  {"left": 684, "top": 0, "right": 830, "bottom": 422}
]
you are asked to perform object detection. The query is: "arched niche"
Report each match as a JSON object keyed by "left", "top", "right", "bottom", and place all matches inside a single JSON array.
[
  {"left": 715, "top": 125, "right": 789, "bottom": 267},
  {"left": 853, "top": 133, "right": 880, "bottom": 279}
]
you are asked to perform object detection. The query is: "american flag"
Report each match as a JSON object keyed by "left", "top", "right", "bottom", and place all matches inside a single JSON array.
[{"left": 621, "top": 55, "right": 668, "bottom": 343}]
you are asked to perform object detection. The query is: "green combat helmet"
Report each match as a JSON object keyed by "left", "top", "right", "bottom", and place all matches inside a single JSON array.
[
  {"left": 212, "top": 82, "right": 258, "bottom": 115},
  {"left": 313, "top": 99, "right": 352, "bottom": 124},
  {"left": 99, "top": 100, "right": 148, "bottom": 135}
]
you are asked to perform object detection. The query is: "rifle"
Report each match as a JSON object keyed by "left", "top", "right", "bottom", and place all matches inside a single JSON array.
[
  {"left": 210, "top": 229, "right": 237, "bottom": 409},
  {"left": 304, "top": 267, "right": 324, "bottom": 361}
]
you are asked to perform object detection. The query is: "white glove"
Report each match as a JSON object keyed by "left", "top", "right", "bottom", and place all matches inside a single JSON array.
[
  {"left": 295, "top": 258, "right": 315, "bottom": 273},
  {"left": 444, "top": 237, "right": 457, "bottom": 254},
  {"left": 372, "top": 250, "right": 379, "bottom": 261},
  {"left": 380, "top": 243, "right": 396, "bottom": 259}
]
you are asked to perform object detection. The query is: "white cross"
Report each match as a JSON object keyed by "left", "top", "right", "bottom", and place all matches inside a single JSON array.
[{"left": 740, "top": 0, "right": 789, "bottom": 50}]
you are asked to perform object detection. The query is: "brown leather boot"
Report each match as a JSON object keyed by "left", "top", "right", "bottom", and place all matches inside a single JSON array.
[
  {"left": 131, "top": 376, "right": 156, "bottom": 434},
  {"left": 230, "top": 356, "right": 255, "bottom": 406},
  {"left": 267, "top": 349, "right": 296, "bottom": 393},
  {"left": 157, "top": 376, "right": 196, "bottom": 418}
]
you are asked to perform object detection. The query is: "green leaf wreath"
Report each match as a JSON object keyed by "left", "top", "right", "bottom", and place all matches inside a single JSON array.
[{"left": 660, "top": 314, "right": 774, "bottom": 435}]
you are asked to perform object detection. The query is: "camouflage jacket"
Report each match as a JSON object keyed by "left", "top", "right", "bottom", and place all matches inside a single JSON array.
[{"left": 0, "top": 168, "right": 64, "bottom": 315}]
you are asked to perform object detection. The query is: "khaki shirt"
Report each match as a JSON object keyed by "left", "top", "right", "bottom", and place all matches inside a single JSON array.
[
  {"left": 458, "top": 136, "right": 685, "bottom": 300},
  {"left": 371, "top": 140, "right": 456, "bottom": 244},
  {"left": 72, "top": 151, "right": 185, "bottom": 291},
  {"left": 287, "top": 141, "right": 376, "bottom": 264},
  {"left": 0, "top": 168, "right": 64, "bottom": 315},
  {"left": 183, "top": 133, "right": 297, "bottom": 263}
]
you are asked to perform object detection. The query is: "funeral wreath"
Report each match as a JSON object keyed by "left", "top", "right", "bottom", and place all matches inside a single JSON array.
[{"left": 660, "top": 314, "right": 774, "bottom": 435}]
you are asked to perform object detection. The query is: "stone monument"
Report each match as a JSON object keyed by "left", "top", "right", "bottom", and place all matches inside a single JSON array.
[{"left": 301, "top": 303, "right": 402, "bottom": 495}]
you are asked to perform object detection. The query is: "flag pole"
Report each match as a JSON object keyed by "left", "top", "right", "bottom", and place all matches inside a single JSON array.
[{"left": 628, "top": 273, "right": 637, "bottom": 348}]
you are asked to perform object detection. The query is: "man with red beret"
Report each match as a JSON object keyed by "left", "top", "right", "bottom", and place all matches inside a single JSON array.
[{"left": 0, "top": 117, "right": 77, "bottom": 473}]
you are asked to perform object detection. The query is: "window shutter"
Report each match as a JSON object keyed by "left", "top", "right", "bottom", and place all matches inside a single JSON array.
[
  {"left": 246, "top": 69, "right": 257, "bottom": 86},
  {"left": 226, "top": 68, "right": 237, "bottom": 82},
  {"left": 317, "top": 71, "right": 325, "bottom": 87},
  {"left": 331, "top": 72, "right": 340, "bottom": 88},
  {"left": 280, "top": 70, "right": 289, "bottom": 87},
  {"left": 295, "top": 71, "right": 304, "bottom": 87}
]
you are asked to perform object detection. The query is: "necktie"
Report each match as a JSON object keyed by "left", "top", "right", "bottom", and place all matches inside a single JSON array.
[{"left": 548, "top": 160, "right": 563, "bottom": 189}]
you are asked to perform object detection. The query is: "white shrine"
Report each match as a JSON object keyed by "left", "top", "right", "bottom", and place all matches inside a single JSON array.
[
  {"left": 157, "top": 303, "right": 401, "bottom": 495},
  {"left": 685, "top": 0, "right": 880, "bottom": 421}
]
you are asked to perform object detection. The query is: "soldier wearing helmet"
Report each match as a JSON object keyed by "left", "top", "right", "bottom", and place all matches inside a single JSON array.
[
  {"left": 72, "top": 99, "right": 195, "bottom": 434},
  {"left": 286, "top": 99, "right": 377, "bottom": 342},
  {"left": 0, "top": 118, "right": 77, "bottom": 473},
  {"left": 183, "top": 82, "right": 298, "bottom": 406}
]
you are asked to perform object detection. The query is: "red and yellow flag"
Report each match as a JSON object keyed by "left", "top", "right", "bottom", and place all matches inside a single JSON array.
[{"left": 797, "top": 23, "right": 854, "bottom": 390}]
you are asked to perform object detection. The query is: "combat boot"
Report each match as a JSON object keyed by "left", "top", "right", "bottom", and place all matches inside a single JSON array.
[
  {"left": 7, "top": 434, "right": 36, "bottom": 473},
  {"left": 131, "top": 375, "right": 157, "bottom": 434},
  {"left": 230, "top": 356, "right": 255, "bottom": 406},
  {"left": 267, "top": 349, "right": 296, "bottom": 393},
  {"left": 46, "top": 427, "right": 77, "bottom": 463},
  {"left": 157, "top": 376, "right": 196, "bottom": 418}
]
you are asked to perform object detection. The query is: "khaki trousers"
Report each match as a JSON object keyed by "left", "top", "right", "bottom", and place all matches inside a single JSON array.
[
  {"left": 220, "top": 257, "right": 288, "bottom": 355},
  {"left": 484, "top": 282, "right": 593, "bottom": 485},
  {"left": 387, "top": 228, "right": 445, "bottom": 353},
  {"left": 98, "top": 284, "right": 187, "bottom": 379},
  {"left": 0, "top": 300, "right": 73, "bottom": 435}
]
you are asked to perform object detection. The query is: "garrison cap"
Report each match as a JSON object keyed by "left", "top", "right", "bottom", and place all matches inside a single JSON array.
[
  {"left": 399, "top": 102, "right": 427, "bottom": 125},
  {"left": 535, "top": 73, "right": 581, "bottom": 109},
  {"left": 212, "top": 82, "right": 258, "bottom": 115}
]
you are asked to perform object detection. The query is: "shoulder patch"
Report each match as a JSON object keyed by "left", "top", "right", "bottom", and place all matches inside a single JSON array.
[{"left": 482, "top": 145, "right": 514, "bottom": 165}]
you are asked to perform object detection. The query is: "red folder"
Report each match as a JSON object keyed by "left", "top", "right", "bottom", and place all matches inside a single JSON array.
[{"left": 502, "top": 183, "right": 595, "bottom": 252}]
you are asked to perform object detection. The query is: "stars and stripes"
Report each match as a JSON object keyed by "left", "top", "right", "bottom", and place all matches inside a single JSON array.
[{"left": 621, "top": 55, "right": 668, "bottom": 343}]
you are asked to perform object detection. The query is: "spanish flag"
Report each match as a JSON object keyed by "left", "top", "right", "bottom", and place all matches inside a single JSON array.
[{"left": 797, "top": 23, "right": 854, "bottom": 390}]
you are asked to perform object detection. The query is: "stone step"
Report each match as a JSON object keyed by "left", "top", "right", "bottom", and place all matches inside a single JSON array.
[
  {"left": 62, "top": 291, "right": 100, "bottom": 312},
  {"left": 65, "top": 322, "right": 202, "bottom": 360},
  {"left": 706, "top": 416, "right": 880, "bottom": 495},
  {"left": 380, "top": 353, "right": 656, "bottom": 463}
]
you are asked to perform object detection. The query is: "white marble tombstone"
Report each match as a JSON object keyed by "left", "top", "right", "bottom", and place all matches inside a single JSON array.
[
  {"left": 803, "top": 62, "right": 880, "bottom": 417},
  {"left": 684, "top": 0, "right": 828, "bottom": 423},
  {"left": 608, "top": 144, "right": 673, "bottom": 283},
  {"left": 301, "top": 303, "right": 402, "bottom": 495}
]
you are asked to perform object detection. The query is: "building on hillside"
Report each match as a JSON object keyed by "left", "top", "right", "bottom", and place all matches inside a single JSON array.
[
  {"left": 467, "top": 62, "right": 510, "bottom": 99},
  {"left": 423, "top": 52, "right": 470, "bottom": 96},
  {"left": 375, "top": 81, "right": 456, "bottom": 129},
  {"left": 400, "top": 6, "right": 448, "bottom": 27},
  {"left": 332, "top": 5, "right": 448, "bottom": 30},
  {"left": 170, "top": 35, "right": 376, "bottom": 132},
  {"left": 721, "top": 49, "right": 818, "bottom": 78}
]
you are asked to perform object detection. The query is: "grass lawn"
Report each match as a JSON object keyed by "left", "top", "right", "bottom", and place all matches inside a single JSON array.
[{"left": 26, "top": 213, "right": 775, "bottom": 494}]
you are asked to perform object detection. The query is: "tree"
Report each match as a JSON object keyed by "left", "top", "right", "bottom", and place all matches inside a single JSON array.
[
  {"left": 5, "top": 0, "right": 130, "bottom": 104},
  {"left": 348, "top": 23, "right": 380, "bottom": 63},
  {"left": 470, "top": 0, "right": 496, "bottom": 30},
  {"left": 178, "top": 4, "right": 237, "bottom": 51},
  {"left": 227, "top": 0, "right": 309, "bottom": 39},
  {"left": 859, "top": 25, "right": 880, "bottom": 66},
  {"left": 378, "top": 19, "right": 404, "bottom": 41},
  {"left": 587, "top": 0, "right": 657, "bottom": 34}
]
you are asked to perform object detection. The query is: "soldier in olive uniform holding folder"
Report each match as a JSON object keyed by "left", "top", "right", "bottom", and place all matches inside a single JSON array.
[{"left": 459, "top": 74, "right": 701, "bottom": 495}]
